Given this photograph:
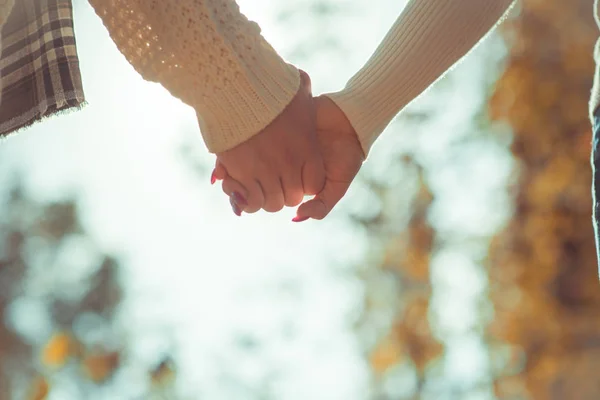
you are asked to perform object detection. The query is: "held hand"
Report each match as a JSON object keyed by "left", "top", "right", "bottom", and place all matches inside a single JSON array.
[
  {"left": 292, "top": 95, "right": 365, "bottom": 221},
  {"left": 213, "top": 70, "right": 325, "bottom": 214}
]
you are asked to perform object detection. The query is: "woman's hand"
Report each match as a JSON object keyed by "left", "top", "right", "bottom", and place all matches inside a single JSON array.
[
  {"left": 214, "top": 91, "right": 365, "bottom": 220},
  {"left": 292, "top": 94, "right": 365, "bottom": 221},
  {"left": 213, "top": 70, "right": 326, "bottom": 214}
]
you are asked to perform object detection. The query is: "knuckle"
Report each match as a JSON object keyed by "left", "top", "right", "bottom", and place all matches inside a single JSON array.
[
  {"left": 264, "top": 201, "right": 284, "bottom": 213},
  {"left": 221, "top": 182, "right": 233, "bottom": 196},
  {"left": 285, "top": 192, "right": 304, "bottom": 207},
  {"left": 244, "top": 195, "right": 262, "bottom": 214},
  {"left": 285, "top": 198, "right": 302, "bottom": 208}
]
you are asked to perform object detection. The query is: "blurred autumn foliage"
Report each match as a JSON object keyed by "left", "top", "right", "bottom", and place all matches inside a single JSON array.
[
  {"left": 353, "top": 158, "right": 445, "bottom": 398},
  {"left": 361, "top": 0, "right": 599, "bottom": 398},
  {"left": 0, "top": 186, "right": 177, "bottom": 399},
  {"left": 488, "top": 0, "right": 599, "bottom": 398},
  {"left": 1, "top": 0, "right": 598, "bottom": 399},
  {"left": 374, "top": 168, "right": 441, "bottom": 374}
]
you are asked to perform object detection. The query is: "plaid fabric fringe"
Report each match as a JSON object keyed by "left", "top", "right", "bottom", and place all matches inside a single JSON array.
[{"left": 0, "top": 0, "right": 85, "bottom": 137}]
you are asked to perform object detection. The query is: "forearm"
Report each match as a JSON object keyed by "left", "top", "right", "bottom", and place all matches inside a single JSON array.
[
  {"left": 327, "top": 0, "right": 516, "bottom": 155},
  {"left": 88, "top": 0, "right": 300, "bottom": 153}
]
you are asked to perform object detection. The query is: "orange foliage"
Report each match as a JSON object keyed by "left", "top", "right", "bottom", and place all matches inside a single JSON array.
[
  {"left": 26, "top": 376, "right": 49, "bottom": 400},
  {"left": 369, "top": 170, "right": 442, "bottom": 376},
  {"left": 41, "top": 332, "right": 73, "bottom": 368},
  {"left": 487, "top": 0, "right": 599, "bottom": 398},
  {"left": 370, "top": 338, "right": 403, "bottom": 374},
  {"left": 392, "top": 295, "right": 443, "bottom": 372},
  {"left": 82, "top": 350, "right": 120, "bottom": 383}
]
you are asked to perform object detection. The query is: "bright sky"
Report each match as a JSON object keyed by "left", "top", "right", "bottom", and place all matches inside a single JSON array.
[
  {"left": 0, "top": 0, "right": 513, "bottom": 398},
  {"left": 0, "top": 1, "right": 372, "bottom": 398}
]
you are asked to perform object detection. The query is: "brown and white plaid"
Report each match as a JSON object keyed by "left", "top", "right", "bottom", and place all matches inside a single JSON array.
[{"left": 0, "top": 0, "right": 85, "bottom": 137}]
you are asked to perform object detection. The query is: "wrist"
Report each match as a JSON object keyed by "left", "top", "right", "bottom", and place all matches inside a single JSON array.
[{"left": 324, "top": 86, "right": 406, "bottom": 157}]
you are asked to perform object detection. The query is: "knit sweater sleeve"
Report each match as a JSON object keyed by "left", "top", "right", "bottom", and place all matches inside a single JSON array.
[
  {"left": 326, "top": 0, "right": 516, "bottom": 156},
  {"left": 87, "top": 0, "right": 300, "bottom": 153}
]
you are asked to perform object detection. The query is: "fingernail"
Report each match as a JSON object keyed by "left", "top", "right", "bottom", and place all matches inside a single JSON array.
[
  {"left": 232, "top": 192, "right": 247, "bottom": 206},
  {"left": 230, "top": 196, "right": 242, "bottom": 217},
  {"left": 292, "top": 215, "right": 309, "bottom": 223},
  {"left": 210, "top": 170, "right": 217, "bottom": 185}
]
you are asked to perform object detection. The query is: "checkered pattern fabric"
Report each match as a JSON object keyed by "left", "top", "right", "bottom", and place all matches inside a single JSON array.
[{"left": 0, "top": 0, "right": 85, "bottom": 137}]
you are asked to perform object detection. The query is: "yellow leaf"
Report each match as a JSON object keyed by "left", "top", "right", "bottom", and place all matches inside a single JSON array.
[
  {"left": 41, "top": 332, "right": 72, "bottom": 368},
  {"left": 369, "top": 338, "right": 403, "bottom": 374}
]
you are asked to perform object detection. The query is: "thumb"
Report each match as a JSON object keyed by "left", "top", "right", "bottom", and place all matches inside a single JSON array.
[{"left": 294, "top": 179, "right": 350, "bottom": 221}]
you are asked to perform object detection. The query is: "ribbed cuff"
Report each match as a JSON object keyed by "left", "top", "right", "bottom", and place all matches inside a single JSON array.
[
  {"left": 195, "top": 48, "right": 301, "bottom": 154},
  {"left": 323, "top": 0, "right": 514, "bottom": 157},
  {"left": 324, "top": 88, "right": 409, "bottom": 157}
]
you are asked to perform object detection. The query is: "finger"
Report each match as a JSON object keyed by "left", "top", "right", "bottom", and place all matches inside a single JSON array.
[
  {"left": 212, "top": 161, "right": 228, "bottom": 184},
  {"left": 221, "top": 178, "right": 265, "bottom": 215},
  {"left": 281, "top": 172, "right": 304, "bottom": 207},
  {"left": 221, "top": 178, "right": 248, "bottom": 215},
  {"left": 301, "top": 156, "right": 326, "bottom": 196},
  {"left": 260, "top": 176, "right": 286, "bottom": 213},
  {"left": 299, "top": 69, "right": 312, "bottom": 94},
  {"left": 229, "top": 193, "right": 246, "bottom": 216},
  {"left": 240, "top": 179, "right": 266, "bottom": 214},
  {"left": 294, "top": 179, "right": 350, "bottom": 221}
]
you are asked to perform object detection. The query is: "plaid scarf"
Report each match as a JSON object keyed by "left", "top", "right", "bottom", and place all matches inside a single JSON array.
[{"left": 0, "top": 0, "right": 85, "bottom": 137}]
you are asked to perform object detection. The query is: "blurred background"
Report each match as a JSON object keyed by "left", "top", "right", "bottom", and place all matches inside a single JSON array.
[{"left": 0, "top": 0, "right": 597, "bottom": 399}]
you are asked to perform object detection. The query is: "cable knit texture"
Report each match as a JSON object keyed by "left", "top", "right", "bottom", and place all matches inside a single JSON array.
[
  {"left": 88, "top": 0, "right": 300, "bottom": 153},
  {"left": 326, "top": 0, "right": 516, "bottom": 156}
]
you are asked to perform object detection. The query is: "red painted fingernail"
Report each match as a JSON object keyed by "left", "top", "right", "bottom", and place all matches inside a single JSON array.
[
  {"left": 232, "top": 192, "right": 247, "bottom": 206},
  {"left": 210, "top": 170, "right": 217, "bottom": 185},
  {"left": 292, "top": 215, "right": 309, "bottom": 222}
]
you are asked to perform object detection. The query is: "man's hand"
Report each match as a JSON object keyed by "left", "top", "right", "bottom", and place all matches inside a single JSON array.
[
  {"left": 293, "top": 95, "right": 365, "bottom": 221},
  {"left": 214, "top": 70, "right": 326, "bottom": 214}
]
